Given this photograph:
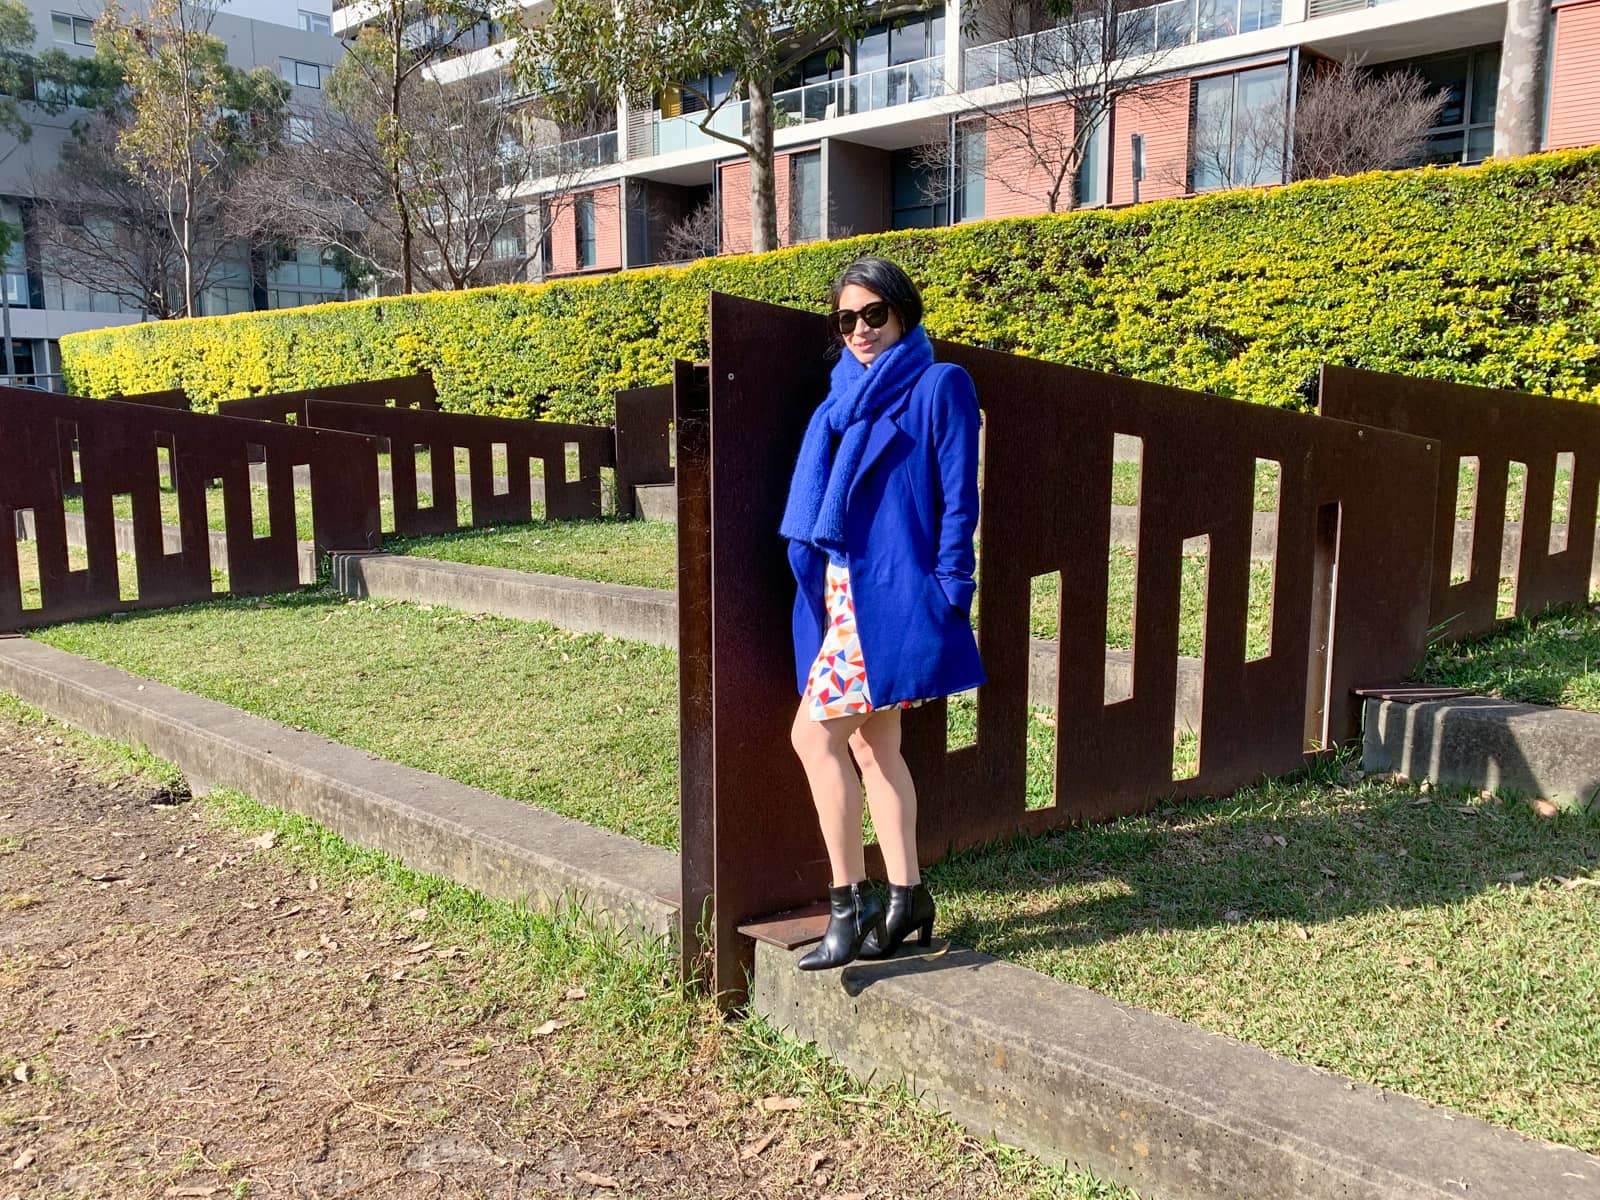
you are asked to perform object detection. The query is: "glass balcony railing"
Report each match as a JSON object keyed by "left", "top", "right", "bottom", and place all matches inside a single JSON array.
[
  {"left": 651, "top": 55, "right": 947, "bottom": 155},
  {"left": 963, "top": 0, "right": 1281, "bottom": 90},
  {"left": 654, "top": 102, "right": 745, "bottom": 155},
  {"left": 522, "top": 130, "right": 618, "bottom": 182},
  {"left": 772, "top": 55, "right": 947, "bottom": 125}
]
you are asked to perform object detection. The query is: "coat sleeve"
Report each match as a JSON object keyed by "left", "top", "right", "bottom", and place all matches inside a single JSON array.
[{"left": 930, "top": 365, "right": 981, "bottom": 615}]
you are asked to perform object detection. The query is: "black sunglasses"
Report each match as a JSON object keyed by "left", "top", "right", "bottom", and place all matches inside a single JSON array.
[{"left": 829, "top": 300, "right": 892, "bottom": 337}]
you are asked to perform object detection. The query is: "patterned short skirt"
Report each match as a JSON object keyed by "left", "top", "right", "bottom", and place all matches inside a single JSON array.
[{"left": 805, "top": 561, "right": 927, "bottom": 722}]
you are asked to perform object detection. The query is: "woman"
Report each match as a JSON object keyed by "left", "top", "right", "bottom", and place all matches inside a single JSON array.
[{"left": 781, "top": 255, "right": 984, "bottom": 972}]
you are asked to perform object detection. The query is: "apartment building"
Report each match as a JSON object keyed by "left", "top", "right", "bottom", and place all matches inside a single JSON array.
[
  {"left": 385, "top": 0, "right": 1598, "bottom": 280},
  {"left": 0, "top": 0, "right": 346, "bottom": 384}
]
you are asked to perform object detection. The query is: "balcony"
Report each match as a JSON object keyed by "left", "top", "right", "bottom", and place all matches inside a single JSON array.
[
  {"left": 522, "top": 130, "right": 619, "bottom": 182},
  {"left": 651, "top": 55, "right": 948, "bottom": 155},
  {"left": 963, "top": 0, "right": 1283, "bottom": 90}
]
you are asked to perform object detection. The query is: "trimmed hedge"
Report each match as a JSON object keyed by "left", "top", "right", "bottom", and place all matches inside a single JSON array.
[{"left": 62, "top": 149, "right": 1600, "bottom": 426}]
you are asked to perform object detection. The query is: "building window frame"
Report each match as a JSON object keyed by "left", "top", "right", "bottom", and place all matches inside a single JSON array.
[
  {"left": 952, "top": 120, "right": 985, "bottom": 222},
  {"left": 298, "top": 9, "right": 332, "bottom": 35},
  {"left": 1187, "top": 63, "right": 1289, "bottom": 193},
  {"left": 1373, "top": 45, "right": 1499, "bottom": 166},
  {"left": 574, "top": 192, "right": 597, "bottom": 268},
  {"left": 281, "top": 58, "right": 326, "bottom": 89},
  {"left": 50, "top": 13, "right": 95, "bottom": 47},
  {"left": 788, "top": 149, "right": 822, "bottom": 243}
]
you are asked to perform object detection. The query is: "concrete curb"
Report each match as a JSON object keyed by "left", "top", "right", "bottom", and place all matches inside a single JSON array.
[
  {"left": 1363, "top": 694, "right": 1600, "bottom": 808},
  {"left": 336, "top": 553, "right": 1204, "bottom": 729},
  {"left": 0, "top": 636, "right": 679, "bottom": 942},
  {"left": 4, "top": 636, "right": 1595, "bottom": 1199},
  {"left": 752, "top": 940, "right": 1598, "bottom": 1200}
]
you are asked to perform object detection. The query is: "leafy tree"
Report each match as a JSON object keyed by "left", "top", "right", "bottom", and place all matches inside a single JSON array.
[
  {"left": 516, "top": 0, "right": 873, "bottom": 254},
  {"left": 94, "top": 0, "right": 288, "bottom": 316}
]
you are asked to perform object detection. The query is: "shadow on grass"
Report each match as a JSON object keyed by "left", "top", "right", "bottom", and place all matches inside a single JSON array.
[
  {"left": 1416, "top": 601, "right": 1600, "bottom": 714},
  {"left": 885, "top": 756, "right": 1600, "bottom": 968}
]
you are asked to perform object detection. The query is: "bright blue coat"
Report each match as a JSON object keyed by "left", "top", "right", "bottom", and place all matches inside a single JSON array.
[{"left": 787, "top": 360, "right": 985, "bottom": 706}]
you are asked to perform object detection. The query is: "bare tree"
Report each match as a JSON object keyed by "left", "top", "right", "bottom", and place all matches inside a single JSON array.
[
  {"left": 1291, "top": 57, "right": 1448, "bottom": 181},
  {"left": 656, "top": 198, "right": 719, "bottom": 264},
  {"left": 241, "top": 53, "right": 597, "bottom": 290},
  {"left": 955, "top": 0, "right": 1193, "bottom": 213}
]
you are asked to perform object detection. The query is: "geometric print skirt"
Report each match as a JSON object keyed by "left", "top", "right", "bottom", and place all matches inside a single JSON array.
[{"left": 804, "top": 561, "right": 926, "bottom": 722}]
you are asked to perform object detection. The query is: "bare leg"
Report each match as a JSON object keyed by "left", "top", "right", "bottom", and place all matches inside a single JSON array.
[
  {"left": 849, "top": 708, "right": 921, "bottom": 887},
  {"left": 790, "top": 700, "right": 871, "bottom": 886}
]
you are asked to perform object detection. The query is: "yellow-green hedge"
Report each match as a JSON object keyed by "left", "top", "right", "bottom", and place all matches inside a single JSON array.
[{"left": 62, "top": 148, "right": 1600, "bottom": 426}]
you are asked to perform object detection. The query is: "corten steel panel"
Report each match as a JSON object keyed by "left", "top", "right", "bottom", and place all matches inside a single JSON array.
[
  {"left": 215, "top": 371, "right": 440, "bottom": 424},
  {"left": 681, "top": 295, "right": 1438, "bottom": 997},
  {"left": 614, "top": 384, "right": 674, "bottom": 518},
  {"left": 1318, "top": 365, "right": 1600, "bottom": 643},
  {"left": 674, "top": 361, "right": 715, "bottom": 986},
  {"left": 116, "top": 388, "right": 191, "bottom": 411},
  {"left": 0, "top": 389, "right": 380, "bottom": 634},
  {"left": 691, "top": 295, "right": 834, "bottom": 1002},
  {"left": 304, "top": 401, "right": 615, "bottom": 535}
]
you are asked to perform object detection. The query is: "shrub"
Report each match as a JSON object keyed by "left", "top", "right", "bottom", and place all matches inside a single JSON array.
[{"left": 61, "top": 149, "right": 1600, "bottom": 426}]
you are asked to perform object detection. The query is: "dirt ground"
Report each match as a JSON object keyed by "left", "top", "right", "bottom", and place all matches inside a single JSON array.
[{"left": 0, "top": 720, "right": 1045, "bottom": 1200}]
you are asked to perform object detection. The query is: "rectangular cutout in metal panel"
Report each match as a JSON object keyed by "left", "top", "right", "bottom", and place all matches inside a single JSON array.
[
  {"left": 15, "top": 508, "right": 39, "bottom": 611},
  {"left": 1248, "top": 457, "right": 1279, "bottom": 662},
  {"left": 1502, "top": 460, "right": 1527, "bottom": 618},
  {"left": 245, "top": 444, "right": 269, "bottom": 538},
  {"left": 1551, "top": 451, "right": 1574, "bottom": 554},
  {"left": 492, "top": 442, "right": 509, "bottom": 497},
  {"left": 1106, "top": 435, "right": 1141, "bottom": 703},
  {"left": 1173, "top": 535, "right": 1207, "bottom": 782},
  {"left": 1304, "top": 502, "right": 1342, "bottom": 752},
  {"left": 565, "top": 441, "right": 581, "bottom": 484}
]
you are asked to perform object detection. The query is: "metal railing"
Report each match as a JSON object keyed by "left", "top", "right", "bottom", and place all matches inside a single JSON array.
[
  {"left": 652, "top": 55, "right": 947, "bottom": 154},
  {"left": 964, "top": 0, "right": 1282, "bottom": 90}
]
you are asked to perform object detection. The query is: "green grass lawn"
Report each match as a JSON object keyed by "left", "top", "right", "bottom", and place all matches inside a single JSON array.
[
  {"left": 1416, "top": 602, "right": 1600, "bottom": 714},
  {"left": 929, "top": 759, "right": 1600, "bottom": 1153},
  {"left": 391, "top": 518, "right": 680, "bottom": 590},
  {"left": 17, "top": 586, "right": 1600, "bottom": 1151},
  {"left": 28, "top": 589, "right": 680, "bottom": 848}
]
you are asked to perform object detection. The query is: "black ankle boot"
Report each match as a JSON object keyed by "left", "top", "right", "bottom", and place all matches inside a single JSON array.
[
  {"left": 859, "top": 882, "right": 935, "bottom": 958},
  {"left": 797, "top": 883, "right": 886, "bottom": 971}
]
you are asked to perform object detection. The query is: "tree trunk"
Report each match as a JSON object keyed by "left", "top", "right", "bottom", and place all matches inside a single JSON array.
[
  {"left": 391, "top": 27, "right": 414, "bottom": 293},
  {"left": 1494, "top": 0, "right": 1549, "bottom": 158},
  {"left": 746, "top": 77, "right": 778, "bottom": 254}
]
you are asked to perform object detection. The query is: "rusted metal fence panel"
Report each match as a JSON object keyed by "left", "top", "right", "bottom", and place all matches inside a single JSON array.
[
  {"left": 680, "top": 293, "right": 1440, "bottom": 1001},
  {"left": 1318, "top": 365, "right": 1600, "bottom": 643},
  {"left": 1, "top": 389, "right": 380, "bottom": 633},
  {"left": 614, "top": 384, "right": 674, "bottom": 518},
  {"left": 117, "top": 388, "right": 191, "bottom": 411},
  {"left": 304, "top": 400, "right": 616, "bottom": 534},
  {"left": 215, "top": 371, "right": 439, "bottom": 424}
]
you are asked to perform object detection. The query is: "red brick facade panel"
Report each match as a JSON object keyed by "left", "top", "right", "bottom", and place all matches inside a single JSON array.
[
  {"left": 1549, "top": 0, "right": 1600, "bottom": 149},
  {"left": 1111, "top": 79, "right": 1192, "bottom": 206},
  {"left": 545, "top": 184, "right": 623, "bottom": 276},
  {"left": 721, "top": 154, "right": 803, "bottom": 254},
  {"left": 548, "top": 201, "right": 577, "bottom": 277},
  {"left": 593, "top": 183, "right": 622, "bottom": 271},
  {"left": 984, "top": 100, "right": 1075, "bottom": 218}
]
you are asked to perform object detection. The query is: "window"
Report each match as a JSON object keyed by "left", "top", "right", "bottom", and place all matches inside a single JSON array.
[
  {"left": 953, "top": 122, "right": 985, "bottom": 222},
  {"left": 282, "top": 58, "right": 326, "bottom": 89},
  {"left": 491, "top": 223, "right": 523, "bottom": 261},
  {"left": 853, "top": 6, "right": 945, "bottom": 73},
  {"left": 298, "top": 9, "right": 331, "bottom": 35},
  {"left": 0, "top": 201, "right": 27, "bottom": 307},
  {"left": 51, "top": 13, "right": 95, "bottom": 47},
  {"left": 788, "top": 150, "right": 822, "bottom": 242},
  {"left": 1374, "top": 47, "right": 1499, "bottom": 165},
  {"left": 1074, "top": 105, "right": 1109, "bottom": 207},
  {"left": 574, "top": 193, "right": 596, "bottom": 268},
  {"left": 1188, "top": 65, "right": 1287, "bottom": 192},
  {"left": 288, "top": 115, "right": 315, "bottom": 144},
  {"left": 890, "top": 148, "right": 938, "bottom": 229},
  {"left": 672, "top": 68, "right": 737, "bottom": 116}
]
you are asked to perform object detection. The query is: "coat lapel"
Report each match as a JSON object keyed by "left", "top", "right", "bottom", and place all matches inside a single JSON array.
[{"left": 846, "top": 394, "right": 914, "bottom": 509}]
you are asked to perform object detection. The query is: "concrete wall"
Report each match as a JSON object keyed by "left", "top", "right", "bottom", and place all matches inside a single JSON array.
[
  {"left": 1548, "top": 0, "right": 1600, "bottom": 149},
  {"left": 824, "top": 137, "right": 891, "bottom": 239}
]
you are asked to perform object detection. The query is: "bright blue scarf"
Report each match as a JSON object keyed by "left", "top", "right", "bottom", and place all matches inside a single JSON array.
[{"left": 780, "top": 323, "right": 934, "bottom": 558}]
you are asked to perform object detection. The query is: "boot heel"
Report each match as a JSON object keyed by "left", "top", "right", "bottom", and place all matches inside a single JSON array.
[{"left": 915, "top": 919, "right": 933, "bottom": 947}]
